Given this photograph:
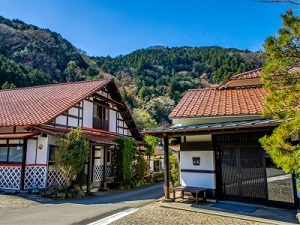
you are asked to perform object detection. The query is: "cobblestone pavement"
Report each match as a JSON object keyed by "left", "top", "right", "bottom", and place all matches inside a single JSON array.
[{"left": 111, "top": 201, "right": 276, "bottom": 225}]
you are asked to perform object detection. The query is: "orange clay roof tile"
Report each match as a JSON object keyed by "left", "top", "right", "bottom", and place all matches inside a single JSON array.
[
  {"left": 169, "top": 87, "right": 268, "bottom": 118},
  {"left": 0, "top": 79, "right": 112, "bottom": 126}
]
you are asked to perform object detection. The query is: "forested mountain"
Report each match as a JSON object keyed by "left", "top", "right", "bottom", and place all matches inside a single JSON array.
[
  {"left": 93, "top": 46, "right": 262, "bottom": 103},
  {"left": 0, "top": 15, "right": 90, "bottom": 87},
  {"left": 0, "top": 16, "right": 263, "bottom": 128}
]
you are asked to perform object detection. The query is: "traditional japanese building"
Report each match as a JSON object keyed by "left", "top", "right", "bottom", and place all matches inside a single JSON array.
[
  {"left": 0, "top": 79, "right": 143, "bottom": 191},
  {"left": 143, "top": 68, "right": 297, "bottom": 209}
]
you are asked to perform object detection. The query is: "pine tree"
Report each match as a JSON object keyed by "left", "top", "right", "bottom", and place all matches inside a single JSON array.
[{"left": 260, "top": 10, "right": 300, "bottom": 187}]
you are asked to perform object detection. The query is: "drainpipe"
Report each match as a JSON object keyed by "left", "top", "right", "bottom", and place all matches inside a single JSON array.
[{"left": 163, "top": 135, "right": 170, "bottom": 199}]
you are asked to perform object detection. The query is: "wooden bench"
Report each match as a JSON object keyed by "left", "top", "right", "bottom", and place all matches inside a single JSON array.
[{"left": 172, "top": 186, "right": 208, "bottom": 205}]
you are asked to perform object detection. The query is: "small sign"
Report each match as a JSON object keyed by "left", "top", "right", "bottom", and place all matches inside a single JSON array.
[{"left": 193, "top": 157, "right": 200, "bottom": 166}]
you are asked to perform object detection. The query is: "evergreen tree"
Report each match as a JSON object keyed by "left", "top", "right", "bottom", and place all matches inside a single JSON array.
[{"left": 259, "top": 10, "right": 300, "bottom": 187}]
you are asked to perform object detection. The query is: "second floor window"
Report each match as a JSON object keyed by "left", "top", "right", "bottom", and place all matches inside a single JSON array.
[{"left": 93, "top": 105, "right": 109, "bottom": 130}]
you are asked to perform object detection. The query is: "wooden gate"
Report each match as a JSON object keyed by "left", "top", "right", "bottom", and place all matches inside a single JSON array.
[{"left": 218, "top": 144, "right": 267, "bottom": 202}]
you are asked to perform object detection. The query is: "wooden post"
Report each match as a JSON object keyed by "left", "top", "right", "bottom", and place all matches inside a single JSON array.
[
  {"left": 87, "top": 145, "right": 93, "bottom": 194},
  {"left": 102, "top": 146, "right": 107, "bottom": 189},
  {"left": 20, "top": 139, "right": 27, "bottom": 190},
  {"left": 164, "top": 135, "right": 170, "bottom": 199}
]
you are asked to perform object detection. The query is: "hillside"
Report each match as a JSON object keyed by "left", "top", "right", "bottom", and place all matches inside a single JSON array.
[
  {"left": 0, "top": 16, "right": 90, "bottom": 87},
  {"left": 0, "top": 16, "right": 263, "bottom": 128},
  {"left": 92, "top": 47, "right": 262, "bottom": 126}
]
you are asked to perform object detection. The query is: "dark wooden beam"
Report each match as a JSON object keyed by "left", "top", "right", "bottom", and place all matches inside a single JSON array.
[
  {"left": 20, "top": 139, "right": 27, "bottom": 190},
  {"left": 164, "top": 135, "right": 170, "bottom": 199},
  {"left": 87, "top": 145, "right": 93, "bottom": 194}
]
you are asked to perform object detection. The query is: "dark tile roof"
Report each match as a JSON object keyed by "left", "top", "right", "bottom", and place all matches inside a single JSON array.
[{"left": 142, "top": 119, "right": 280, "bottom": 136}]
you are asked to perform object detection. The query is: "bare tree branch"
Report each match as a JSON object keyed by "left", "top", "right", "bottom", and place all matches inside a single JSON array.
[{"left": 252, "top": 0, "right": 300, "bottom": 4}]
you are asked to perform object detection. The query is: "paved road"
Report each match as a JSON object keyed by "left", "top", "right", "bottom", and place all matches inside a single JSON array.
[{"left": 0, "top": 183, "right": 164, "bottom": 225}]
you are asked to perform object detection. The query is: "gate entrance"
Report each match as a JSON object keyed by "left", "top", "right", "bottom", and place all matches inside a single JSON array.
[
  {"left": 215, "top": 132, "right": 295, "bottom": 207},
  {"left": 218, "top": 145, "right": 267, "bottom": 202}
]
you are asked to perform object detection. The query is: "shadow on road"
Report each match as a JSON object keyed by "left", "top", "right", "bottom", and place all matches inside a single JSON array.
[{"left": 1, "top": 182, "right": 164, "bottom": 206}]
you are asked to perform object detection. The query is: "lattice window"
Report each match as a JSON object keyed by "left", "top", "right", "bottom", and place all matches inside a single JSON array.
[
  {"left": 93, "top": 165, "right": 104, "bottom": 182},
  {"left": 47, "top": 166, "right": 67, "bottom": 187},
  {"left": 107, "top": 165, "right": 116, "bottom": 177},
  {"left": 0, "top": 166, "right": 21, "bottom": 190},
  {"left": 24, "top": 166, "right": 47, "bottom": 189}
]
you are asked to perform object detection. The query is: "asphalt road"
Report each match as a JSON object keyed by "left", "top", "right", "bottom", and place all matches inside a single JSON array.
[{"left": 0, "top": 183, "right": 164, "bottom": 225}]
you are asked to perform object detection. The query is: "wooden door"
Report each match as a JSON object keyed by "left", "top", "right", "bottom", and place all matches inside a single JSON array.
[{"left": 219, "top": 145, "right": 267, "bottom": 202}]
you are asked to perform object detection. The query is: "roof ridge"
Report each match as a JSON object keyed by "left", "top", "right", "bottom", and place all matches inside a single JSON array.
[
  {"left": 0, "top": 78, "right": 113, "bottom": 92},
  {"left": 187, "top": 85, "right": 263, "bottom": 92}
]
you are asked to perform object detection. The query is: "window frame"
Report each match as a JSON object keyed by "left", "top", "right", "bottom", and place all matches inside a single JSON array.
[{"left": 0, "top": 144, "right": 23, "bottom": 164}]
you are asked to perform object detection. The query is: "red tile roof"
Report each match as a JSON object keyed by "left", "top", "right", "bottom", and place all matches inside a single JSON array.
[
  {"left": 0, "top": 79, "right": 112, "bottom": 126},
  {"left": 0, "top": 132, "right": 38, "bottom": 139},
  {"left": 229, "top": 68, "right": 262, "bottom": 80},
  {"left": 169, "top": 87, "right": 268, "bottom": 118},
  {"left": 218, "top": 68, "right": 263, "bottom": 89},
  {"left": 29, "top": 125, "right": 117, "bottom": 145}
]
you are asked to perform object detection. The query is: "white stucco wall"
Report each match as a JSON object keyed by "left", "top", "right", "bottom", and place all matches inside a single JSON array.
[
  {"left": 55, "top": 115, "right": 67, "bottom": 125},
  {"left": 26, "top": 139, "right": 37, "bottom": 165},
  {"left": 83, "top": 100, "right": 93, "bottom": 128},
  {"left": 35, "top": 136, "right": 48, "bottom": 164},
  {"left": 68, "top": 107, "right": 78, "bottom": 117},
  {"left": 185, "top": 135, "right": 212, "bottom": 142},
  {"left": 179, "top": 134, "right": 216, "bottom": 189},
  {"left": 68, "top": 117, "right": 78, "bottom": 127},
  {"left": 109, "top": 110, "right": 117, "bottom": 132},
  {"left": 172, "top": 115, "right": 261, "bottom": 126},
  {"left": 180, "top": 151, "right": 215, "bottom": 171},
  {"left": 150, "top": 160, "right": 154, "bottom": 172},
  {"left": 0, "top": 126, "right": 14, "bottom": 133},
  {"left": 181, "top": 172, "right": 216, "bottom": 188}
]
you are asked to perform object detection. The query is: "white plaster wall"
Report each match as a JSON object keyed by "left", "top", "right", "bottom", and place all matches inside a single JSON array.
[
  {"left": 94, "top": 158, "right": 101, "bottom": 165},
  {"left": 68, "top": 117, "right": 78, "bottom": 127},
  {"left": 150, "top": 160, "right": 154, "bottom": 172},
  {"left": 181, "top": 172, "right": 216, "bottom": 189},
  {"left": 94, "top": 150, "right": 101, "bottom": 166},
  {"left": 16, "top": 126, "right": 27, "bottom": 132},
  {"left": 83, "top": 100, "right": 93, "bottom": 128},
  {"left": 55, "top": 115, "right": 67, "bottom": 126},
  {"left": 97, "top": 90, "right": 108, "bottom": 98},
  {"left": 9, "top": 139, "right": 22, "bottom": 144},
  {"left": 109, "top": 110, "right": 117, "bottom": 132},
  {"left": 185, "top": 135, "right": 212, "bottom": 142},
  {"left": 26, "top": 139, "right": 37, "bottom": 165},
  {"left": 100, "top": 149, "right": 104, "bottom": 166},
  {"left": 128, "top": 130, "right": 132, "bottom": 137},
  {"left": 0, "top": 126, "right": 14, "bottom": 133},
  {"left": 35, "top": 136, "right": 48, "bottom": 164},
  {"left": 68, "top": 107, "right": 78, "bottom": 117},
  {"left": 180, "top": 151, "right": 215, "bottom": 170},
  {"left": 172, "top": 115, "right": 261, "bottom": 126},
  {"left": 118, "top": 120, "right": 123, "bottom": 127}
]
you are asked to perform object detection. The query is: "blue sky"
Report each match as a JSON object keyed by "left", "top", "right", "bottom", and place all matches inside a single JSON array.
[{"left": 0, "top": 0, "right": 298, "bottom": 57}]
